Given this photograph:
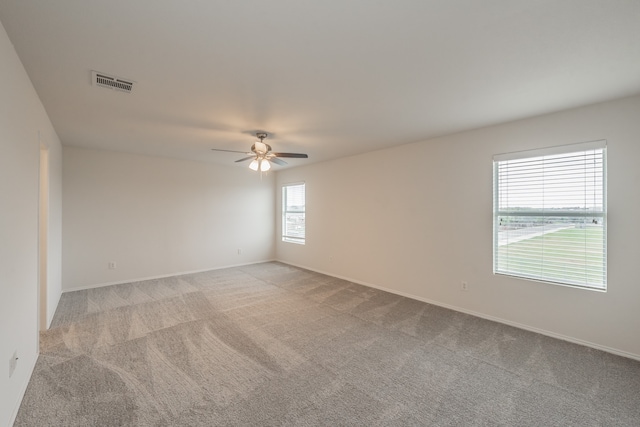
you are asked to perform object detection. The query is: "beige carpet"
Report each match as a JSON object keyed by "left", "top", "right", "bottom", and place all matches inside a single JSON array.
[{"left": 14, "top": 262, "right": 640, "bottom": 426}]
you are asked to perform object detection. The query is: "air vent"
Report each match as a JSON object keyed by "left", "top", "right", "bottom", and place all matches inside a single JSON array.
[{"left": 91, "top": 70, "right": 134, "bottom": 93}]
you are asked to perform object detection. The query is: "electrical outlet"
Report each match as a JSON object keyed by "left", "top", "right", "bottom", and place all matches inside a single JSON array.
[
  {"left": 108, "top": 261, "right": 116, "bottom": 269},
  {"left": 9, "top": 350, "right": 18, "bottom": 378},
  {"left": 461, "top": 281, "right": 469, "bottom": 292}
]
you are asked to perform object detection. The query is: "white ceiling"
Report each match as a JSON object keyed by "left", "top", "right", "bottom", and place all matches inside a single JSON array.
[{"left": 1, "top": 0, "right": 639, "bottom": 168}]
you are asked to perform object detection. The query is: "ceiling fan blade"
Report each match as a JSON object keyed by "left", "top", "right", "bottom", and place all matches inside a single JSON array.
[
  {"left": 272, "top": 152, "right": 308, "bottom": 158},
  {"left": 270, "top": 157, "right": 287, "bottom": 166},
  {"left": 211, "top": 148, "right": 252, "bottom": 154},
  {"left": 235, "top": 156, "right": 255, "bottom": 163}
]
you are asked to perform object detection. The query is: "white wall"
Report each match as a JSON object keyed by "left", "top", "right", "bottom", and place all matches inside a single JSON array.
[
  {"left": 62, "top": 147, "right": 275, "bottom": 290},
  {"left": 0, "top": 21, "right": 62, "bottom": 427},
  {"left": 276, "top": 94, "right": 640, "bottom": 359}
]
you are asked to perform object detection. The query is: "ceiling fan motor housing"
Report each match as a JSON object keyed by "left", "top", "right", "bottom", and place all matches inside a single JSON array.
[{"left": 251, "top": 142, "right": 271, "bottom": 155}]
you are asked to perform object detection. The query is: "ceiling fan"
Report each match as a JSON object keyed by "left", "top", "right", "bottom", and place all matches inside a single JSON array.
[{"left": 211, "top": 132, "right": 308, "bottom": 172}]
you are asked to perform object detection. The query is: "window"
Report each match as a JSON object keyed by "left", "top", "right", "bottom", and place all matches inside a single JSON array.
[
  {"left": 493, "top": 140, "right": 606, "bottom": 290},
  {"left": 282, "top": 183, "right": 305, "bottom": 244}
]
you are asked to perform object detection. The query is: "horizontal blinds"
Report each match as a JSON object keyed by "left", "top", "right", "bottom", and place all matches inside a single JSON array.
[
  {"left": 494, "top": 143, "right": 606, "bottom": 290},
  {"left": 283, "top": 183, "right": 305, "bottom": 243}
]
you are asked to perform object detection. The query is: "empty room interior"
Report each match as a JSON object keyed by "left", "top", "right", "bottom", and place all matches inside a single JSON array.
[{"left": 2, "top": 1, "right": 640, "bottom": 426}]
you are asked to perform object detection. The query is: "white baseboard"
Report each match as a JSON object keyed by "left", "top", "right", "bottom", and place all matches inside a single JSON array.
[
  {"left": 278, "top": 260, "right": 640, "bottom": 362},
  {"left": 62, "top": 259, "right": 276, "bottom": 293},
  {"left": 8, "top": 351, "right": 39, "bottom": 427}
]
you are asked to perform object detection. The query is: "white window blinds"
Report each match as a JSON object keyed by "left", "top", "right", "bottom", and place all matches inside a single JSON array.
[
  {"left": 282, "top": 183, "right": 305, "bottom": 244},
  {"left": 493, "top": 140, "right": 607, "bottom": 290}
]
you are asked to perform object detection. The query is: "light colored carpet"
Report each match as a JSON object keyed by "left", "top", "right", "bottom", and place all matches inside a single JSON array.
[{"left": 14, "top": 262, "right": 640, "bottom": 426}]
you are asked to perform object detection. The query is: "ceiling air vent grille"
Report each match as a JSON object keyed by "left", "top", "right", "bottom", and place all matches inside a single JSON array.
[{"left": 92, "top": 70, "right": 134, "bottom": 93}]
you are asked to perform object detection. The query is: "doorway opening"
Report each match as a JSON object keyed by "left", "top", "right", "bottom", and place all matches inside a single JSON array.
[{"left": 38, "top": 141, "right": 49, "bottom": 331}]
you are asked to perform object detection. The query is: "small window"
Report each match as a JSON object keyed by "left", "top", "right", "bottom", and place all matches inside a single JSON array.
[
  {"left": 282, "top": 183, "right": 305, "bottom": 244},
  {"left": 493, "top": 140, "right": 606, "bottom": 290}
]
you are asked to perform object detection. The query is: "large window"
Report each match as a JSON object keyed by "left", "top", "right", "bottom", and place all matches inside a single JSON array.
[
  {"left": 282, "top": 183, "right": 305, "bottom": 244},
  {"left": 493, "top": 141, "right": 606, "bottom": 290}
]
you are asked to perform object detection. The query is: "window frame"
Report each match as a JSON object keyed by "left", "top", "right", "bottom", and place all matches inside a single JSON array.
[
  {"left": 492, "top": 140, "right": 607, "bottom": 291},
  {"left": 282, "top": 182, "right": 306, "bottom": 245}
]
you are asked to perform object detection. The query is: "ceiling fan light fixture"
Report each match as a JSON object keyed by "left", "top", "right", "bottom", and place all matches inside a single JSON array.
[
  {"left": 249, "top": 159, "right": 259, "bottom": 171},
  {"left": 260, "top": 159, "right": 271, "bottom": 172}
]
